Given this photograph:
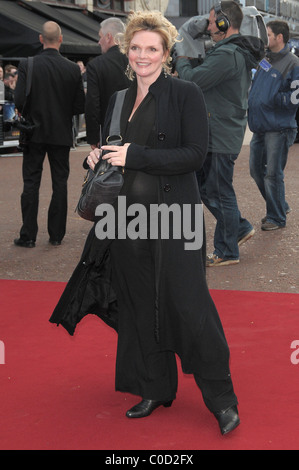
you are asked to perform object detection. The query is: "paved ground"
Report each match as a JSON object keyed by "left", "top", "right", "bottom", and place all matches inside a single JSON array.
[{"left": 0, "top": 138, "right": 298, "bottom": 293}]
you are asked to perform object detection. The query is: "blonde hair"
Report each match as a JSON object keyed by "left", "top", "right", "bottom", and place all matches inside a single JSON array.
[{"left": 117, "top": 10, "right": 178, "bottom": 79}]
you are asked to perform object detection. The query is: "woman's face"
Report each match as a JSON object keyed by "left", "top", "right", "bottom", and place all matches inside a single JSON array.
[{"left": 128, "top": 30, "right": 168, "bottom": 82}]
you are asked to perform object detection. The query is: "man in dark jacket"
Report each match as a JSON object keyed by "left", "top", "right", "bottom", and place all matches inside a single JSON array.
[
  {"left": 175, "top": 1, "right": 265, "bottom": 266},
  {"left": 14, "top": 21, "right": 85, "bottom": 248},
  {"left": 85, "top": 18, "right": 130, "bottom": 149},
  {"left": 248, "top": 20, "right": 299, "bottom": 231}
]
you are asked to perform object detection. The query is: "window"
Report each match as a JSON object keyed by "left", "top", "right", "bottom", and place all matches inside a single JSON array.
[
  {"left": 180, "top": 0, "right": 198, "bottom": 16},
  {"left": 96, "top": 1, "right": 125, "bottom": 10}
]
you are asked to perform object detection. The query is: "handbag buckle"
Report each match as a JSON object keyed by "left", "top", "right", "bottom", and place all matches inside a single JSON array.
[{"left": 106, "top": 134, "right": 122, "bottom": 145}]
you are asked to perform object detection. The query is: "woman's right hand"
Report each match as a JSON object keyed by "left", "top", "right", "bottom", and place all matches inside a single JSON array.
[{"left": 87, "top": 148, "right": 101, "bottom": 171}]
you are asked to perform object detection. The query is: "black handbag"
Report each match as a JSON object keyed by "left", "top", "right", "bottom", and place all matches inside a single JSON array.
[
  {"left": 76, "top": 89, "right": 127, "bottom": 222},
  {"left": 13, "top": 57, "right": 36, "bottom": 150}
]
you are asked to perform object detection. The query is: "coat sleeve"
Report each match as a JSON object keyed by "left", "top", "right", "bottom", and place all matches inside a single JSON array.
[
  {"left": 13, "top": 59, "right": 27, "bottom": 111},
  {"left": 85, "top": 59, "right": 102, "bottom": 145},
  {"left": 176, "top": 48, "right": 238, "bottom": 92},
  {"left": 125, "top": 83, "right": 209, "bottom": 176},
  {"left": 71, "top": 68, "right": 85, "bottom": 116}
]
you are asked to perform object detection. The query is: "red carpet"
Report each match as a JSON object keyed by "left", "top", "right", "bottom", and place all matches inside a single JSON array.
[{"left": 0, "top": 279, "right": 298, "bottom": 450}]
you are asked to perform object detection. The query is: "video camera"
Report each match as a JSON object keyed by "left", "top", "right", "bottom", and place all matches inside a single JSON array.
[
  {"left": 172, "top": 17, "right": 212, "bottom": 66},
  {"left": 172, "top": 6, "right": 268, "bottom": 66}
]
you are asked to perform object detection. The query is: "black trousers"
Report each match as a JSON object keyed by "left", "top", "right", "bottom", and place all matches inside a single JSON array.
[
  {"left": 19, "top": 142, "right": 70, "bottom": 242},
  {"left": 110, "top": 236, "right": 238, "bottom": 414}
]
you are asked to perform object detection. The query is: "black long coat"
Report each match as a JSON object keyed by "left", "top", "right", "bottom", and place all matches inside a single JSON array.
[
  {"left": 85, "top": 45, "right": 130, "bottom": 145},
  {"left": 14, "top": 48, "right": 85, "bottom": 147},
  {"left": 50, "top": 74, "right": 220, "bottom": 374}
]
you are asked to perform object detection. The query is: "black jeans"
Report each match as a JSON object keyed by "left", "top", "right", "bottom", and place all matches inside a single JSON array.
[{"left": 19, "top": 142, "right": 70, "bottom": 242}]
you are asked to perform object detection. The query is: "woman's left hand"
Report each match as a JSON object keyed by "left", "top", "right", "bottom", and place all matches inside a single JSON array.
[{"left": 101, "top": 143, "right": 130, "bottom": 168}]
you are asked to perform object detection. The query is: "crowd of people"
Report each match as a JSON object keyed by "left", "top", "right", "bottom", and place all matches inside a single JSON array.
[
  {"left": 0, "top": 64, "right": 18, "bottom": 101},
  {"left": 2, "top": 1, "right": 299, "bottom": 438},
  {"left": 2, "top": 5, "right": 297, "bottom": 251}
]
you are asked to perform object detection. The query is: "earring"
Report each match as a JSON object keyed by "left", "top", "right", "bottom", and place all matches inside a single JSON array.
[
  {"left": 125, "top": 64, "right": 135, "bottom": 80},
  {"left": 162, "top": 65, "right": 168, "bottom": 78}
]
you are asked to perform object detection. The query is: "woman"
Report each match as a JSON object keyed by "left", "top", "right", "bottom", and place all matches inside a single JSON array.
[{"left": 50, "top": 10, "right": 240, "bottom": 435}]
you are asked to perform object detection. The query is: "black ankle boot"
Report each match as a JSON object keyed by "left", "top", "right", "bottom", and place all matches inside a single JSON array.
[
  {"left": 214, "top": 405, "right": 240, "bottom": 435},
  {"left": 126, "top": 399, "right": 173, "bottom": 418}
]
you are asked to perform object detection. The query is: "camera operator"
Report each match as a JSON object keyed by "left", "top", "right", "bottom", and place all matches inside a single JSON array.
[{"left": 175, "top": 1, "right": 265, "bottom": 267}]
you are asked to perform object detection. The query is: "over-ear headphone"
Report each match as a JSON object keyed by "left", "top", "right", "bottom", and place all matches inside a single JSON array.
[{"left": 214, "top": 2, "right": 230, "bottom": 32}]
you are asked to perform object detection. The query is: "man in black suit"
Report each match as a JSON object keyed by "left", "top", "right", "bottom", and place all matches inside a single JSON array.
[
  {"left": 14, "top": 21, "right": 85, "bottom": 248},
  {"left": 85, "top": 17, "right": 130, "bottom": 149}
]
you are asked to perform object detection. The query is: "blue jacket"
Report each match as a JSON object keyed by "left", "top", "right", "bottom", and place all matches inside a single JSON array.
[{"left": 248, "top": 46, "right": 299, "bottom": 133}]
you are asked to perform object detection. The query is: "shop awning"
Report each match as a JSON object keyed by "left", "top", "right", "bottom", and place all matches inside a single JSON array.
[
  {"left": 21, "top": 1, "right": 102, "bottom": 42},
  {"left": 0, "top": 1, "right": 101, "bottom": 59}
]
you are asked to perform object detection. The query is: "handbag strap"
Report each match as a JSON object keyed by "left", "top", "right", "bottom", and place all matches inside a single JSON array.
[{"left": 106, "top": 88, "right": 127, "bottom": 142}]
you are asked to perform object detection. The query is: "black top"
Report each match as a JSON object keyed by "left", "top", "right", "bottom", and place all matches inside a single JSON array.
[{"left": 122, "top": 91, "right": 158, "bottom": 209}]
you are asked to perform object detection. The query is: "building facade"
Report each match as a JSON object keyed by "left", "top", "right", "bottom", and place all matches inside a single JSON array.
[
  {"left": 51, "top": 0, "right": 299, "bottom": 35},
  {"left": 164, "top": 0, "right": 299, "bottom": 34}
]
